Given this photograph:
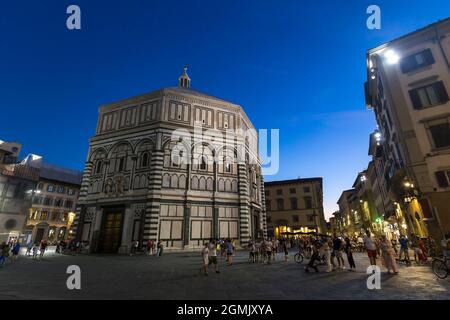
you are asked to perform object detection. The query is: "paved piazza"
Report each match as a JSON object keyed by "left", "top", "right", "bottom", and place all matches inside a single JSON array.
[{"left": 0, "top": 249, "right": 449, "bottom": 300}]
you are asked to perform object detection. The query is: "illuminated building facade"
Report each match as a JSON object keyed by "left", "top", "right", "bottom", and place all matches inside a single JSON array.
[
  {"left": 72, "top": 68, "right": 266, "bottom": 253},
  {"left": 265, "top": 178, "right": 326, "bottom": 238},
  {"left": 0, "top": 141, "right": 39, "bottom": 243},
  {"left": 365, "top": 18, "right": 450, "bottom": 241},
  {"left": 25, "top": 163, "right": 82, "bottom": 244}
]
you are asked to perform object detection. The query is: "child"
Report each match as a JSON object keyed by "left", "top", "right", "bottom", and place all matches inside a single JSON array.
[{"left": 201, "top": 243, "right": 209, "bottom": 275}]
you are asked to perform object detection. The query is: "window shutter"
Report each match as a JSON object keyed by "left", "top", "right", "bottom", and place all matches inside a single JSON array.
[
  {"left": 400, "top": 56, "right": 414, "bottom": 73},
  {"left": 435, "top": 171, "right": 449, "bottom": 188},
  {"left": 424, "top": 49, "right": 435, "bottom": 65},
  {"left": 434, "top": 81, "right": 449, "bottom": 103},
  {"left": 409, "top": 89, "right": 423, "bottom": 109}
]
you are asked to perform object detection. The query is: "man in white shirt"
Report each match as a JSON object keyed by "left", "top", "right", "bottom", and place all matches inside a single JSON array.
[
  {"left": 208, "top": 240, "right": 220, "bottom": 273},
  {"left": 363, "top": 230, "right": 378, "bottom": 266}
]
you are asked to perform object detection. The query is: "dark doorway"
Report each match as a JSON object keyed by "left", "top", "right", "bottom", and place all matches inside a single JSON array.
[
  {"left": 98, "top": 211, "right": 124, "bottom": 253},
  {"left": 35, "top": 228, "right": 45, "bottom": 244}
]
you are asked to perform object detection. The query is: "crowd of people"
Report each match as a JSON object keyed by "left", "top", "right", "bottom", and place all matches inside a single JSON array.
[
  {"left": 196, "top": 231, "right": 450, "bottom": 276},
  {"left": 132, "top": 239, "right": 165, "bottom": 256},
  {"left": 201, "top": 238, "right": 236, "bottom": 275},
  {"left": 3, "top": 230, "right": 449, "bottom": 277}
]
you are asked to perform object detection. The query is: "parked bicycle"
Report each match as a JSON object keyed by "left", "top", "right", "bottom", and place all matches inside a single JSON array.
[{"left": 432, "top": 256, "right": 449, "bottom": 279}]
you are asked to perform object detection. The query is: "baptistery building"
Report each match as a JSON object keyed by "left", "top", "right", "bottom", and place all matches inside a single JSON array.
[{"left": 72, "top": 68, "right": 266, "bottom": 253}]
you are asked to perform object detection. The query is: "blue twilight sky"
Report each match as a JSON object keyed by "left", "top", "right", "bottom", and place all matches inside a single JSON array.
[{"left": 1, "top": 1, "right": 449, "bottom": 219}]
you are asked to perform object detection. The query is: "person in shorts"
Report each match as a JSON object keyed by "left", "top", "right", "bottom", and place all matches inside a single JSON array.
[
  {"left": 208, "top": 240, "right": 220, "bottom": 273},
  {"left": 248, "top": 239, "right": 255, "bottom": 263},
  {"left": 11, "top": 242, "right": 20, "bottom": 263},
  {"left": 225, "top": 238, "right": 234, "bottom": 266},
  {"left": 399, "top": 235, "right": 410, "bottom": 263},
  {"left": 201, "top": 242, "right": 209, "bottom": 275},
  {"left": 363, "top": 230, "right": 377, "bottom": 266},
  {"left": 265, "top": 239, "right": 273, "bottom": 264}
]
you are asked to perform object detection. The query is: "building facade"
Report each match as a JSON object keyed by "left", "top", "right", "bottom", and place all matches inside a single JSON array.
[
  {"left": 72, "top": 69, "right": 266, "bottom": 253},
  {"left": 365, "top": 18, "right": 450, "bottom": 241},
  {"left": 264, "top": 178, "right": 326, "bottom": 237},
  {"left": 0, "top": 141, "right": 39, "bottom": 243},
  {"left": 25, "top": 163, "right": 82, "bottom": 244}
]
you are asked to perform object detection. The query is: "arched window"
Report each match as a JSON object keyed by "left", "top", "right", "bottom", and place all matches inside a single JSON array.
[
  {"left": 206, "top": 177, "right": 213, "bottom": 191},
  {"left": 118, "top": 157, "right": 125, "bottom": 172},
  {"left": 191, "top": 176, "right": 199, "bottom": 190},
  {"left": 141, "top": 152, "right": 150, "bottom": 167},
  {"left": 95, "top": 161, "right": 102, "bottom": 174},
  {"left": 199, "top": 177, "right": 206, "bottom": 190},
  {"left": 199, "top": 156, "right": 207, "bottom": 171},
  {"left": 170, "top": 175, "right": 179, "bottom": 188}
]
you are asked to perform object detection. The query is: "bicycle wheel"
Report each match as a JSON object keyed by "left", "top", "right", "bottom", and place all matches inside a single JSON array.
[
  {"left": 432, "top": 258, "right": 448, "bottom": 279},
  {"left": 294, "top": 253, "right": 304, "bottom": 264}
]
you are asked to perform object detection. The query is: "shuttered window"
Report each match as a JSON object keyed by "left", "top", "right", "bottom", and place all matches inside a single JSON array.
[
  {"left": 435, "top": 171, "right": 449, "bottom": 188},
  {"left": 429, "top": 123, "right": 450, "bottom": 148},
  {"left": 400, "top": 49, "right": 435, "bottom": 73},
  {"left": 409, "top": 81, "right": 449, "bottom": 109}
]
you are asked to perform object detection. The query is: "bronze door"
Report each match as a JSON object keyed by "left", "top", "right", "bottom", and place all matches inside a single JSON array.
[{"left": 98, "top": 212, "right": 123, "bottom": 253}]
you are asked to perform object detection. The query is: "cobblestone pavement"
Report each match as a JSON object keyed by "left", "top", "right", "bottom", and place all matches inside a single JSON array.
[{"left": 0, "top": 249, "right": 449, "bottom": 300}]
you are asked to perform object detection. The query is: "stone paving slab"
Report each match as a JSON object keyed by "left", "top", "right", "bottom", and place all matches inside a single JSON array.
[{"left": 0, "top": 250, "right": 448, "bottom": 300}]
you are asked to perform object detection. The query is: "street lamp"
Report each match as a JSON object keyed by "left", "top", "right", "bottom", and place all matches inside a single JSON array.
[{"left": 384, "top": 50, "right": 400, "bottom": 64}]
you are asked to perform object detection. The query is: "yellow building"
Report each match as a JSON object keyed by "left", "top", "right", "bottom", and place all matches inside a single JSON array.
[{"left": 265, "top": 178, "right": 326, "bottom": 238}]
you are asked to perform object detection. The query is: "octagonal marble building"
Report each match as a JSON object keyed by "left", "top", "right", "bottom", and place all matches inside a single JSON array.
[{"left": 72, "top": 68, "right": 267, "bottom": 253}]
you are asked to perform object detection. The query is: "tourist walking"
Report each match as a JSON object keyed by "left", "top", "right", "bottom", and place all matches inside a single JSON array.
[
  {"left": 248, "top": 240, "right": 256, "bottom": 263},
  {"left": 410, "top": 234, "right": 420, "bottom": 263},
  {"left": 344, "top": 237, "right": 356, "bottom": 271},
  {"left": 208, "top": 240, "right": 220, "bottom": 273},
  {"left": 399, "top": 235, "right": 410, "bottom": 263},
  {"left": 265, "top": 239, "right": 273, "bottom": 264},
  {"left": 417, "top": 237, "right": 428, "bottom": 263},
  {"left": 157, "top": 240, "right": 163, "bottom": 257},
  {"left": 39, "top": 241, "right": 47, "bottom": 259},
  {"left": 282, "top": 239, "right": 289, "bottom": 262},
  {"left": 426, "top": 236, "right": 436, "bottom": 257},
  {"left": 130, "top": 240, "right": 139, "bottom": 256},
  {"left": 146, "top": 239, "right": 154, "bottom": 256},
  {"left": 10, "top": 242, "right": 21, "bottom": 263},
  {"left": 391, "top": 238, "right": 398, "bottom": 256},
  {"left": 26, "top": 242, "right": 33, "bottom": 256},
  {"left": 272, "top": 238, "right": 279, "bottom": 261},
  {"left": 321, "top": 239, "right": 332, "bottom": 273},
  {"left": 201, "top": 242, "right": 209, "bottom": 276},
  {"left": 332, "top": 234, "right": 345, "bottom": 269},
  {"left": 363, "top": 230, "right": 377, "bottom": 266},
  {"left": 379, "top": 235, "right": 399, "bottom": 274},
  {"left": 225, "top": 238, "right": 234, "bottom": 266}
]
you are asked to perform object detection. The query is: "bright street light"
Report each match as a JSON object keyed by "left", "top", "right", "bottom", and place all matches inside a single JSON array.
[{"left": 384, "top": 50, "right": 400, "bottom": 64}]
